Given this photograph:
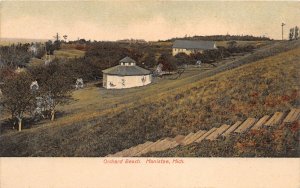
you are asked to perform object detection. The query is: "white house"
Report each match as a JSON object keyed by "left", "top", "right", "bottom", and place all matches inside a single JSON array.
[
  {"left": 172, "top": 40, "right": 217, "bottom": 56},
  {"left": 102, "top": 57, "right": 152, "bottom": 89}
]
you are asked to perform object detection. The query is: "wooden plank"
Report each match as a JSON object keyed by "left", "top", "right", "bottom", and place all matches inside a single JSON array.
[
  {"left": 181, "top": 132, "right": 195, "bottom": 144},
  {"left": 172, "top": 135, "right": 186, "bottom": 144},
  {"left": 195, "top": 127, "right": 217, "bottom": 143},
  {"left": 284, "top": 109, "right": 300, "bottom": 123},
  {"left": 134, "top": 140, "right": 161, "bottom": 156},
  {"left": 251, "top": 115, "right": 270, "bottom": 130},
  {"left": 134, "top": 139, "right": 164, "bottom": 156},
  {"left": 283, "top": 109, "right": 297, "bottom": 123},
  {"left": 222, "top": 121, "right": 242, "bottom": 137},
  {"left": 182, "top": 130, "right": 206, "bottom": 146},
  {"left": 206, "top": 124, "right": 230, "bottom": 140},
  {"left": 124, "top": 141, "right": 154, "bottom": 157},
  {"left": 234, "top": 118, "right": 256, "bottom": 133},
  {"left": 264, "top": 112, "right": 284, "bottom": 127},
  {"left": 160, "top": 137, "right": 180, "bottom": 150},
  {"left": 152, "top": 139, "right": 177, "bottom": 152},
  {"left": 290, "top": 109, "right": 300, "bottom": 122}
]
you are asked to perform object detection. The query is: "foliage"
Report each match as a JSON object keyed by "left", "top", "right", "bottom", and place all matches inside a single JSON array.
[
  {"left": 0, "top": 43, "right": 32, "bottom": 67},
  {"left": 157, "top": 53, "right": 177, "bottom": 71},
  {"left": 28, "top": 60, "right": 74, "bottom": 120},
  {"left": 0, "top": 72, "right": 35, "bottom": 131},
  {"left": 289, "top": 26, "right": 299, "bottom": 41}
]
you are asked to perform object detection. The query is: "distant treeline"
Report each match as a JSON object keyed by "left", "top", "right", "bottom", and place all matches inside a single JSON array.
[{"left": 163, "top": 35, "right": 271, "bottom": 42}]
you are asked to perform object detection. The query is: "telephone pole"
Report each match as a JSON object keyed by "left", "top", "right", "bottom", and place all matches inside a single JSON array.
[{"left": 281, "top": 23, "right": 286, "bottom": 40}]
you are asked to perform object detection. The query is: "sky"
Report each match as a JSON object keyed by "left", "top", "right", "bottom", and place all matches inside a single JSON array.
[{"left": 1, "top": 1, "right": 299, "bottom": 41}]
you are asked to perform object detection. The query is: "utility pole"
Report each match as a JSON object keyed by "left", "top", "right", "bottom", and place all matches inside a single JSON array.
[{"left": 281, "top": 23, "right": 286, "bottom": 40}]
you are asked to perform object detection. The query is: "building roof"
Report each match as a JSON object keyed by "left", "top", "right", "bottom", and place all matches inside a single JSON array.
[
  {"left": 120, "top": 56, "right": 136, "bottom": 64},
  {"left": 102, "top": 65, "right": 151, "bottom": 76},
  {"left": 173, "top": 40, "right": 216, "bottom": 50}
]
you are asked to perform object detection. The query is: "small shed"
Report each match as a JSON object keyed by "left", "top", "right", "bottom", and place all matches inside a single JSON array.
[{"left": 102, "top": 57, "right": 152, "bottom": 89}]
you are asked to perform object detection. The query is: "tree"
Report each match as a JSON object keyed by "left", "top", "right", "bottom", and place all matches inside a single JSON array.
[
  {"left": 174, "top": 53, "right": 193, "bottom": 66},
  {"left": 29, "top": 60, "right": 73, "bottom": 121},
  {"left": 289, "top": 28, "right": 295, "bottom": 41},
  {"left": 0, "top": 44, "right": 32, "bottom": 67},
  {"left": 141, "top": 52, "right": 156, "bottom": 68},
  {"left": 294, "top": 26, "right": 299, "bottom": 40},
  {"left": 45, "top": 40, "right": 56, "bottom": 55},
  {"left": 0, "top": 72, "right": 35, "bottom": 131},
  {"left": 227, "top": 41, "right": 237, "bottom": 49},
  {"left": 157, "top": 53, "right": 177, "bottom": 72}
]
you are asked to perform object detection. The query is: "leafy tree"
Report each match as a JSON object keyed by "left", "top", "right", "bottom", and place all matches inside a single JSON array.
[
  {"left": 294, "top": 26, "right": 299, "bottom": 40},
  {"left": 0, "top": 72, "right": 35, "bottom": 131},
  {"left": 29, "top": 60, "right": 73, "bottom": 121},
  {"left": 289, "top": 28, "right": 295, "bottom": 41},
  {"left": 141, "top": 52, "right": 157, "bottom": 68},
  {"left": 0, "top": 44, "right": 32, "bottom": 67},
  {"left": 227, "top": 40, "right": 237, "bottom": 49},
  {"left": 175, "top": 53, "right": 194, "bottom": 65},
  {"left": 45, "top": 40, "right": 56, "bottom": 55},
  {"left": 157, "top": 53, "right": 177, "bottom": 72}
]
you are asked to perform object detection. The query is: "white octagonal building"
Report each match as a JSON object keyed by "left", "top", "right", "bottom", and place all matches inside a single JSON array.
[{"left": 102, "top": 57, "right": 152, "bottom": 89}]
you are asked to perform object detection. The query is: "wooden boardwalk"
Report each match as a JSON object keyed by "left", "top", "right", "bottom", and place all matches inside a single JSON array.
[
  {"left": 206, "top": 124, "right": 230, "bottom": 140},
  {"left": 264, "top": 112, "right": 284, "bottom": 127},
  {"left": 251, "top": 115, "right": 270, "bottom": 130},
  {"left": 234, "top": 118, "right": 256, "bottom": 133},
  {"left": 222, "top": 121, "right": 242, "bottom": 137},
  {"left": 283, "top": 109, "right": 300, "bottom": 123},
  {"left": 107, "top": 109, "right": 300, "bottom": 157}
]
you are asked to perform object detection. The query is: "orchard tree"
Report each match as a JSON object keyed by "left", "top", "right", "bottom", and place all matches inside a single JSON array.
[
  {"left": 0, "top": 44, "right": 32, "bottom": 67},
  {"left": 29, "top": 60, "right": 73, "bottom": 121},
  {"left": 0, "top": 72, "right": 35, "bottom": 131}
]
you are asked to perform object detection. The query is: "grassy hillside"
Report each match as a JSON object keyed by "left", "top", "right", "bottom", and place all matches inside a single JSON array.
[
  {"left": 0, "top": 41, "right": 299, "bottom": 156},
  {"left": 53, "top": 49, "right": 85, "bottom": 59},
  {"left": 145, "top": 120, "right": 299, "bottom": 157}
]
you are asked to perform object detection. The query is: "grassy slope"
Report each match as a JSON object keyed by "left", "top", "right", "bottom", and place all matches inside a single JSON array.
[
  {"left": 0, "top": 41, "right": 299, "bottom": 156},
  {"left": 145, "top": 121, "right": 300, "bottom": 157}
]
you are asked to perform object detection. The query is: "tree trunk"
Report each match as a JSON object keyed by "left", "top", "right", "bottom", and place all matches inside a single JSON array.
[
  {"left": 51, "top": 109, "right": 55, "bottom": 121},
  {"left": 18, "top": 118, "right": 22, "bottom": 132}
]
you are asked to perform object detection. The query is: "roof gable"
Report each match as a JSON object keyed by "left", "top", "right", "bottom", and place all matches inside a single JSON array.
[{"left": 119, "top": 56, "right": 136, "bottom": 64}]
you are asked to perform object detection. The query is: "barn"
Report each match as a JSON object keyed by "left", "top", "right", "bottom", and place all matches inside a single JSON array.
[
  {"left": 102, "top": 57, "right": 152, "bottom": 89},
  {"left": 172, "top": 40, "right": 217, "bottom": 56}
]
